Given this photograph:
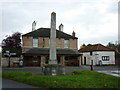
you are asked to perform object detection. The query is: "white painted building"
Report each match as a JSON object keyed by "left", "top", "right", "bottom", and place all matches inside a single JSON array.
[{"left": 78, "top": 44, "right": 115, "bottom": 65}]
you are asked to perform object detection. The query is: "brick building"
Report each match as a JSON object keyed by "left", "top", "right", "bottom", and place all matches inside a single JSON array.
[{"left": 22, "top": 24, "right": 82, "bottom": 67}]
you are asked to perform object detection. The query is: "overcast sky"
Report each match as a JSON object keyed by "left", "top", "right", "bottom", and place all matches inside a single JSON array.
[{"left": 0, "top": 0, "right": 119, "bottom": 50}]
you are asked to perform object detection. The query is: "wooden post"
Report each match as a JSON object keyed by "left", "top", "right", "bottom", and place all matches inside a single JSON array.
[{"left": 60, "top": 56, "right": 65, "bottom": 65}]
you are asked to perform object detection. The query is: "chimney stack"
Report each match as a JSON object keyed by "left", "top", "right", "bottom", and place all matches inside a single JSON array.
[
  {"left": 59, "top": 24, "right": 63, "bottom": 31},
  {"left": 72, "top": 31, "right": 75, "bottom": 37},
  {"left": 32, "top": 21, "right": 36, "bottom": 31}
]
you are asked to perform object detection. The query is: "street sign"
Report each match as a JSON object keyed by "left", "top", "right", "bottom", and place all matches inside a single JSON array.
[
  {"left": 10, "top": 53, "right": 16, "bottom": 55},
  {"left": 4, "top": 53, "right": 8, "bottom": 55},
  {"left": 6, "top": 51, "right": 10, "bottom": 54},
  {"left": 4, "top": 53, "right": 16, "bottom": 57},
  {"left": 4, "top": 53, "right": 10, "bottom": 57},
  {"left": 4, "top": 51, "right": 16, "bottom": 67}
]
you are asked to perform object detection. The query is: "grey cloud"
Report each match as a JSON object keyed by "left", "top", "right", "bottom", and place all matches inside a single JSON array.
[
  {"left": 79, "top": 34, "right": 118, "bottom": 46},
  {"left": 0, "top": 1, "right": 118, "bottom": 47},
  {"left": 107, "top": 2, "right": 118, "bottom": 14}
]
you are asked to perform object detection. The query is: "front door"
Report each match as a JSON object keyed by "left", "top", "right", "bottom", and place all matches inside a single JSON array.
[
  {"left": 84, "top": 57, "right": 86, "bottom": 65},
  {"left": 32, "top": 56, "right": 40, "bottom": 66}
]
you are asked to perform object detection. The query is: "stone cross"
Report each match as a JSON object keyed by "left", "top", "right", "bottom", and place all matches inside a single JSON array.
[{"left": 49, "top": 12, "right": 57, "bottom": 64}]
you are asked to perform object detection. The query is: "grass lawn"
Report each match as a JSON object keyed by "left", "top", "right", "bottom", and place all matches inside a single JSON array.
[{"left": 2, "top": 70, "right": 119, "bottom": 88}]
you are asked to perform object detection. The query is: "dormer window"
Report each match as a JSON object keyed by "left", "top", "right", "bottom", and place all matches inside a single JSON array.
[{"left": 33, "top": 38, "right": 38, "bottom": 47}]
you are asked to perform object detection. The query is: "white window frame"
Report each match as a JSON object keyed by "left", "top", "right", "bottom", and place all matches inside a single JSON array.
[
  {"left": 33, "top": 38, "right": 38, "bottom": 47},
  {"left": 64, "top": 40, "right": 69, "bottom": 48},
  {"left": 102, "top": 56, "right": 109, "bottom": 61}
]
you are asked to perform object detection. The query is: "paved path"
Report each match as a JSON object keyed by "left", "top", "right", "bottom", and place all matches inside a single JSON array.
[
  {"left": 2, "top": 78, "right": 48, "bottom": 90},
  {"left": 2, "top": 78, "right": 36, "bottom": 88}
]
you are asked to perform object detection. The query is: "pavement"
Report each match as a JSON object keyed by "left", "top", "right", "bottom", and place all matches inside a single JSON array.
[
  {"left": 97, "top": 70, "right": 120, "bottom": 77},
  {"left": 2, "top": 78, "right": 49, "bottom": 89},
  {"left": 81, "top": 65, "right": 120, "bottom": 77},
  {"left": 2, "top": 78, "right": 36, "bottom": 88}
]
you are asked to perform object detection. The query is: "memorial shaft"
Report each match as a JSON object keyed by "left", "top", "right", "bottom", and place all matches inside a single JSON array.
[{"left": 49, "top": 12, "right": 57, "bottom": 64}]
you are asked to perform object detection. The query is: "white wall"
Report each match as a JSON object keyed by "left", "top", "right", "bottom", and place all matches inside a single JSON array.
[
  {"left": 95, "top": 51, "right": 115, "bottom": 65},
  {"left": 82, "top": 52, "right": 90, "bottom": 65},
  {"left": 81, "top": 51, "right": 115, "bottom": 65}
]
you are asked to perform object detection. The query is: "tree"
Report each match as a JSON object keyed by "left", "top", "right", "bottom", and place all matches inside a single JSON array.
[
  {"left": 87, "top": 44, "right": 92, "bottom": 46},
  {"left": 107, "top": 42, "right": 116, "bottom": 49},
  {"left": 107, "top": 42, "right": 120, "bottom": 51},
  {"left": 82, "top": 44, "right": 86, "bottom": 47},
  {"left": 1, "top": 32, "right": 22, "bottom": 57},
  {"left": 80, "top": 44, "right": 86, "bottom": 49},
  {"left": 80, "top": 44, "right": 92, "bottom": 49},
  {"left": 106, "top": 42, "right": 120, "bottom": 59}
]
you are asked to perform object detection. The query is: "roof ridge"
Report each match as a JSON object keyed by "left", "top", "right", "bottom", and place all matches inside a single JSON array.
[
  {"left": 78, "top": 44, "right": 115, "bottom": 52},
  {"left": 22, "top": 27, "right": 78, "bottom": 39}
]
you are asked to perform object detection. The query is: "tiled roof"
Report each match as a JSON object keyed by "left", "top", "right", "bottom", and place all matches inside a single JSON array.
[
  {"left": 22, "top": 48, "right": 82, "bottom": 56},
  {"left": 78, "top": 44, "right": 115, "bottom": 52},
  {"left": 22, "top": 28, "right": 77, "bottom": 39}
]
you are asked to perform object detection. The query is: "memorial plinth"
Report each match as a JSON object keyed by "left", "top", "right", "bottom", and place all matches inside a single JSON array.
[{"left": 44, "top": 64, "right": 65, "bottom": 75}]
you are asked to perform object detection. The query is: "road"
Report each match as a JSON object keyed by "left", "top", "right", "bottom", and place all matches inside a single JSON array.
[{"left": 2, "top": 65, "right": 119, "bottom": 73}]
